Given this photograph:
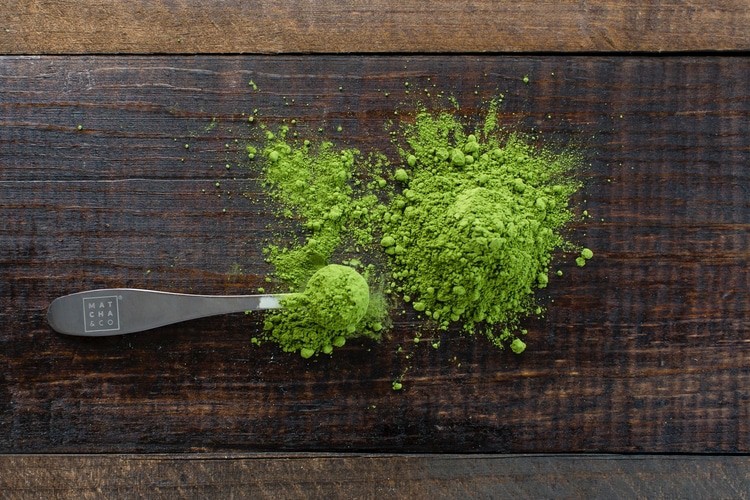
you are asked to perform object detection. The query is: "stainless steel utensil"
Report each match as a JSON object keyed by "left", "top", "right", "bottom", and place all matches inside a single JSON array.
[{"left": 47, "top": 288, "right": 288, "bottom": 336}]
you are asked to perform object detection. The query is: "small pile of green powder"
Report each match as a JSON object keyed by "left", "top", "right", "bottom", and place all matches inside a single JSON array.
[
  {"left": 305, "top": 264, "right": 370, "bottom": 330},
  {"left": 263, "top": 264, "right": 377, "bottom": 358},
  {"left": 380, "top": 107, "right": 582, "bottom": 347},
  {"left": 262, "top": 126, "right": 383, "bottom": 287}
]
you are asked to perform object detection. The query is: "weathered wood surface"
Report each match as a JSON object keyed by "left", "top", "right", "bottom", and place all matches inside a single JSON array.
[
  {"left": 1, "top": 55, "right": 749, "bottom": 454},
  {"left": 2, "top": 454, "right": 750, "bottom": 499},
  {"left": 2, "top": 0, "right": 749, "bottom": 54}
]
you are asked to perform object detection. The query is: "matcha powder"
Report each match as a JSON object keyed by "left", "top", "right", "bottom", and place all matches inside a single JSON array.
[
  {"left": 264, "top": 264, "right": 375, "bottom": 358},
  {"left": 380, "top": 108, "right": 582, "bottom": 348},
  {"left": 261, "top": 126, "right": 382, "bottom": 287},
  {"left": 257, "top": 126, "right": 388, "bottom": 357},
  {"left": 250, "top": 99, "right": 588, "bottom": 356}
]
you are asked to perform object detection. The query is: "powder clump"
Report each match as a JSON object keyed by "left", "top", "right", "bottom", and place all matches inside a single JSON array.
[
  {"left": 306, "top": 264, "right": 370, "bottom": 330},
  {"left": 264, "top": 264, "right": 376, "bottom": 357}
]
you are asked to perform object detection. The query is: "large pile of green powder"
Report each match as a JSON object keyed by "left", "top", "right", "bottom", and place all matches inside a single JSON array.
[
  {"left": 264, "top": 264, "right": 375, "bottom": 358},
  {"left": 380, "top": 109, "right": 581, "bottom": 347}
]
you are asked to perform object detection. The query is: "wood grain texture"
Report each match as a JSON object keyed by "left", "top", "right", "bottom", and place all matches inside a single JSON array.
[
  {"left": 1, "top": 0, "right": 749, "bottom": 55},
  {"left": 1, "top": 55, "right": 749, "bottom": 454},
  {"left": 1, "top": 454, "right": 749, "bottom": 499}
]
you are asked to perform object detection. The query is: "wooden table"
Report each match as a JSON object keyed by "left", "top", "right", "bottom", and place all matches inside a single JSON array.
[{"left": 2, "top": 1, "right": 749, "bottom": 497}]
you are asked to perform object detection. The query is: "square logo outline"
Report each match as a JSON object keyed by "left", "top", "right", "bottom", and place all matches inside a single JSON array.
[{"left": 82, "top": 295, "right": 121, "bottom": 333}]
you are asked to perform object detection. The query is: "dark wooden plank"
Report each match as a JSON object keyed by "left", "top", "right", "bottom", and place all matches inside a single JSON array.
[
  {"left": 1, "top": 1, "right": 749, "bottom": 54},
  {"left": 1, "top": 454, "right": 749, "bottom": 499},
  {"left": 0, "top": 55, "right": 749, "bottom": 454}
]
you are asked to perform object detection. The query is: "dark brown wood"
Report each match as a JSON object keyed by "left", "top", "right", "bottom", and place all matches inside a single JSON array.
[
  {"left": 1, "top": 55, "right": 749, "bottom": 455},
  {"left": 1, "top": 454, "right": 750, "bottom": 499},
  {"left": 1, "top": 1, "right": 749, "bottom": 54}
]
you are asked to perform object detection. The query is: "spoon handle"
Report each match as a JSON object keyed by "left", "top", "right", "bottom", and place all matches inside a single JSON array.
[{"left": 47, "top": 288, "right": 288, "bottom": 337}]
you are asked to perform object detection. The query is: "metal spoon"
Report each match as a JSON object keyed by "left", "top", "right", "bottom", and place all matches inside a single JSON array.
[{"left": 47, "top": 288, "right": 290, "bottom": 337}]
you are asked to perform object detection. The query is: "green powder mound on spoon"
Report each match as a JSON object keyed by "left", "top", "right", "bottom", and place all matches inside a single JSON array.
[
  {"left": 306, "top": 264, "right": 370, "bottom": 331},
  {"left": 263, "top": 264, "right": 381, "bottom": 358}
]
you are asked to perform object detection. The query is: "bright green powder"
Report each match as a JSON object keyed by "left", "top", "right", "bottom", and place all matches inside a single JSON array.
[
  {"left": 305, "top": 264, "right": 370, "bottom": 331},
  {"left": 252, "top": 100, "right": 587, "bottom": 355},
  {"left": 380, "top": 107, "right": 582, "bottom": 347},
  {"left": 259, "top": 126, "right": 388, "bottom": 356},
  {"left": 263, "top": 264, "right": 378, "bottom": 357},
  {"left": 262, "top": 126, "right": 383, "bottom": 287}
]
